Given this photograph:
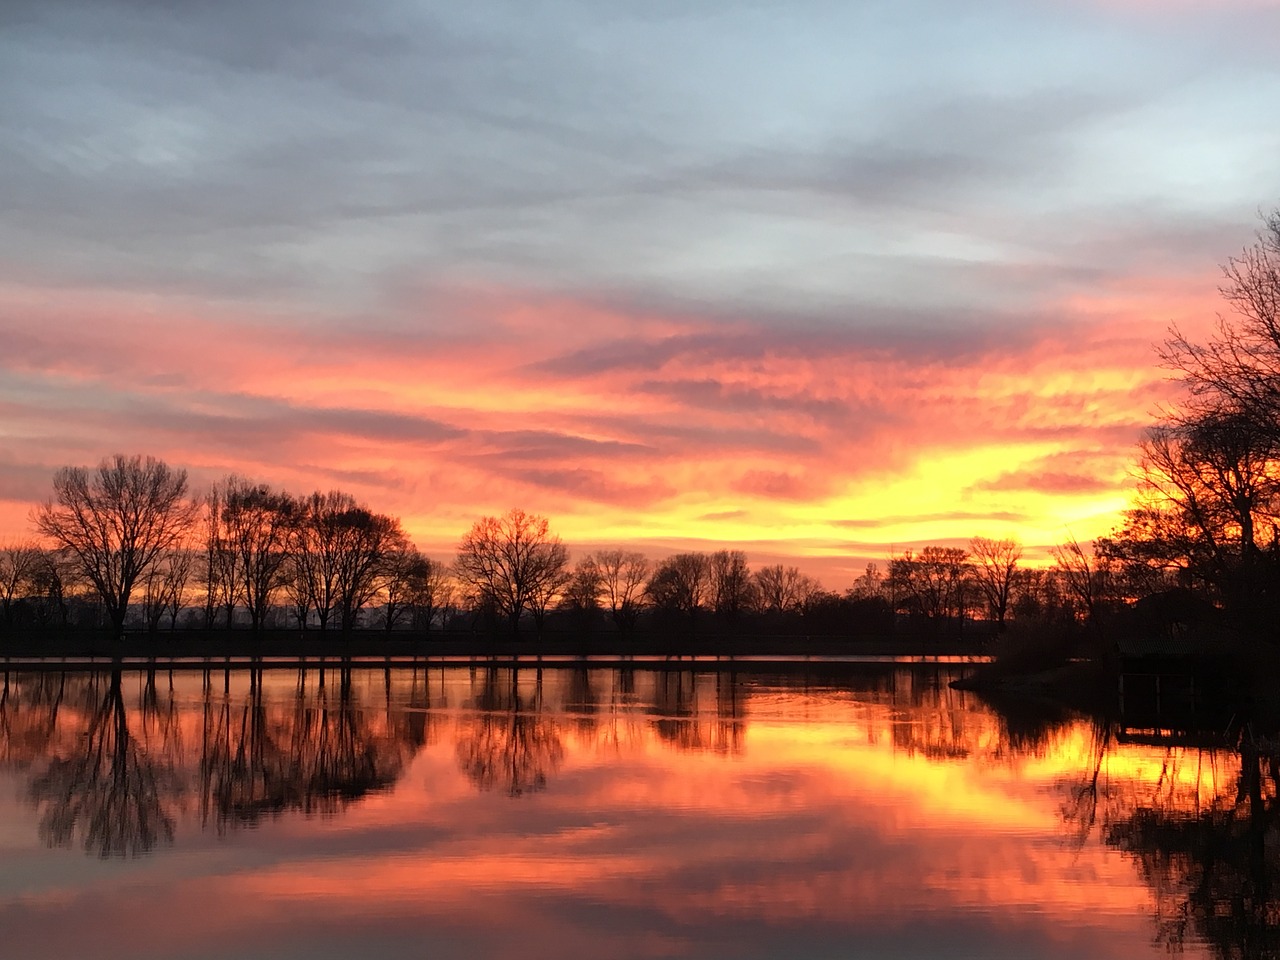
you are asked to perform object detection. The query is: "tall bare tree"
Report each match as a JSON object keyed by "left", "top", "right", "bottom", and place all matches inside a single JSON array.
[
  {"left": 888, "top": 546, "right": 971, "bottom": 623},
  {"left": 455, "top": 508, "right": 567, "bottom": 637},
  {"left": 561, "top": 556, "right": 603, "bottom": 618},
  {"left": 848, "top": 562, "right": 884, "bottom": 601},
  {"left": 709, "top": 549, "right": 754, "bottom": 621},
  {"left": 221, "top": 479, "right": 297, "bottom": 634},
  {"left": 968, "top": 537, "right": 1022, "bottom": 629},
  {"left": 594, "top": 550, "right": 649, "bottom": 635},
  {"left": 340, "top": 512, "right": 406, "bottom": 633},
  {"left": 408, "top": 557, "right": 454, "bottom": 634},
  {"left": 288, "top": 491, "right": 352, "bottom": 633},
  {"left": 1051, "top": 536, "right": 1113, "bottom": 631},
  {"left": 754, "top": 563, "right": 819, "bottom": 613},
  {"left": 1162, "top": 209, "right": 1280, "bottom": 440},
  {"left": 646, "top": 552, "right": 711, "bottom": 622},
  {"left": 378, "top": 544, "right": 424, "bottom": 631},
  {"left": 526, "top": 544, "right": 571, "bottom": 636},
  {"left": 35, "top": 455, "right": 196, "bottom": 637},
  {"left": 199, "top": 483, "right": 239, "bottom": 628},
  {"left": 139, "top": 546, "right": 195, "bottom": 633}
]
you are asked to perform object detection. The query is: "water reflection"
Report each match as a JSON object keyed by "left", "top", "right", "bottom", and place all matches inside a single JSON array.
[
  {"left": 0, "top": 663, "right": 1272, "bottom": 959},
  {"left": 199, "top": 667, "right": 409, "bottom": 828},
  {"left": 1056, "top": 717, "right": 1280, "bottom": 959},
  {"left": 456, "top": 668, "right": 565, "bottom": 797},
  {"left": 28, "top": 671, "right": 180, "bottom": 857}
]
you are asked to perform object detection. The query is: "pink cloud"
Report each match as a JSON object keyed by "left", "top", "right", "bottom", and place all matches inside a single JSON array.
[{"left": 0, "top": 270, "right": 1219, "bottom": 581}]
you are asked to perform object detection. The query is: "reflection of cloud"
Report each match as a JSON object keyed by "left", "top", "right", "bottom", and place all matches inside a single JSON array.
[{"left": 0, "top": 665, "right": 1248, "bottom": 960}]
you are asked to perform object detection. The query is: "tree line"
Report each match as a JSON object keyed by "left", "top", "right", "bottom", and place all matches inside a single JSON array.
[
  {"left": 14, "top": 205, "right": 1279, "bottom": 648},
  {"left": 0, "top": 453, "right": 1116, "bottom": 645}
]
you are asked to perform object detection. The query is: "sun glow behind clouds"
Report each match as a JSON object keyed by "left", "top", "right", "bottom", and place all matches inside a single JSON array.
[
  {"left": 0, "top": 274, "right": 1207, "bottom": 579},
  {"left": 0, "top": 0, "right": 1273, "bottom": 581}
]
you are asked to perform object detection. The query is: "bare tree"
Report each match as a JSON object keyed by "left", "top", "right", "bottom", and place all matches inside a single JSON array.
[
  {"left": 1051, "top": 535, "right": 1113, "bottom": 631},
  {"left": 647, "top": 552, "right": 711, "bottom": 622},
  {"left": 378, "top": 544, "right": 422, "bottom": 631},
  {"left": 377, "top": 547, "right": 454, "bottom": 634},
  {"left": 562, "top": 557, "right": 603, "bottom": 615},
  {"left": 1101, "top": 208, "right": 1280, "bottom": 630},
  {"left": 888, "top": 546, "right": 971, "bottom": 623},
  {"left": 455, "top": 509, "right": 568, "bottom": 637},
  {"left": 1113, "top": 414, "right": 1280, "bottom": 612},
  {"left": 24, "top": 548, "right": 70, "bottom": 628},
  {"left": 526, "top": 543, "right": 571, "bottom": 636},
  {"left": 968, "top": 537, "right": 1022, "bottom": 629},
  {"left": 139, "top": 546, "right": 195, "bottom": 633},
  {"left": 288, "top": 491, "right": 355, "bottom": 633},
  {"left": 409, "top": 558, "right": 455, "bottom": 634},
  {"left": 34, "top": 455, "right": 196, "bottom": 638},
  {"left": 0, "top": 540, "right": 43, "bottom": 627},
  {"left": 847, "top": 562, "right": 884, "bottom": 601},
  {"left": 221, "top": 479, "right": 297, "bottom": 634},
  {"left": 1161, "top": 209, "right": 1280, "bottom": 440},
  {"left": 754, "top": 563, "right": 819, "bottom": 613},
  {"left": 709, "top": 549, "right": 754, "bottom": 621},
  {"left": 332, "top": 507, "right": 407, "bottom": 634},
  {"left": 197, "top": 485, "right": 234, "bottom": 628},
  {"left": 594, "top": 550, "right": 649, "bottom": 635}
]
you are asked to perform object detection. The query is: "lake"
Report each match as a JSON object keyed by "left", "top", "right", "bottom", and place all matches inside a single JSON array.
[{"left": 0, "top": 661, "right": 1261, "bottom": 959}]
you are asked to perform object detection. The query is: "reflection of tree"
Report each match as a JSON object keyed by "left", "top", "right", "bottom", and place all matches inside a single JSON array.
[
  {"left": 28, "top": 671, "right": 183, "bottom": 857},
  {"left": 887, "top": 670, "right": 977, "bottom": 760},
  {"left": 387, "top": 665, "right": 446, "bottom": 750},
  {"left": 1103, "top": 741, "right": 1280, "bottom": 959},
  {"left": 648, "top": 671, "right": 745, "bottom": 755},
  {"left": 1043, "top": 704, "right": 1280, "bottom": 960},
  {"left": 589, "top": 670, "right": 645, "bottom": 757},
  {"left": 565, "top": 667, "right": 598, "bottom": 736},
  {"left": 200, "top": 667, "right": 407, "bottom": 828},
  {"left": 8, "top": 667, "right": 430, "bottom": 857},
  {"left": 0, "top": 673, "right": 68, "bottom": 767},
  {"left": 455, "top": 669, "right": 564, "bottom": 797}
]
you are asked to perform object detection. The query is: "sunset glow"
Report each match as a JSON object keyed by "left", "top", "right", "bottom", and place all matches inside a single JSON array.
[{"left": 2, "top": 0, "right": 1276, "bottom": 583}]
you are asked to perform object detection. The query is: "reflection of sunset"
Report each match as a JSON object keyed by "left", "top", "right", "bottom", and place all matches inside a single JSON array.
[{"left": 0, "top": 667, "right": 1237, "bottom": 959}]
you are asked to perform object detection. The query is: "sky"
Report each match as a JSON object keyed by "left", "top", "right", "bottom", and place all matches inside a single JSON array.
[{"left": 2, "top": 0, "right": 1278, "bottom": 583}]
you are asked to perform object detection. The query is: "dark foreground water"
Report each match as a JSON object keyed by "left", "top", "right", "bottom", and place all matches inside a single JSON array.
[{"left": 0, "top": 663, "right": 1262, "bottom": 959}]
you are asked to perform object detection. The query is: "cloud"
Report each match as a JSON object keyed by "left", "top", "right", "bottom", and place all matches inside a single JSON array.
[
  {"left": 834, "top": 511, "right": 1031, "bottom": 530},
  {"left": 0, "top": 0, "right": 1271, "bottom": 576}
]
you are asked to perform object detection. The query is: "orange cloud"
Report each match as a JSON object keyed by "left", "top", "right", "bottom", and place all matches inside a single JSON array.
[{"left": 0, "top": 269, "right": 1222, "bottom": 582}]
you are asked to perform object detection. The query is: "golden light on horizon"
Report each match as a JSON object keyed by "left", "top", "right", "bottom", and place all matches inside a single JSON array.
[{"left": 0, "top": 268, "right": 1229, "bottom": 585}]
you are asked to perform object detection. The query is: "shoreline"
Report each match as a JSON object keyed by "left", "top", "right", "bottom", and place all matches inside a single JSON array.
[{"left": 0, "top": 650, "right": 990, "bottom": 673}]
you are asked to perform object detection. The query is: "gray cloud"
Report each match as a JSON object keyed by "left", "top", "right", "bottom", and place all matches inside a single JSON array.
[{"left": 3, "top": 0, "right": 1273, "bottom": 323}]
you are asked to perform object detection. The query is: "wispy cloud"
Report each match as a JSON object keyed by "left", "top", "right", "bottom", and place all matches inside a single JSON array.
[{"left": 0, "top": 0, "right": 1272, "bottom": 580}]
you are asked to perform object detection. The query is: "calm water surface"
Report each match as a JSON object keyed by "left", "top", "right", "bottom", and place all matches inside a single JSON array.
[{"left": 0, "top": 663, "right": 1258, "bottom": 959}]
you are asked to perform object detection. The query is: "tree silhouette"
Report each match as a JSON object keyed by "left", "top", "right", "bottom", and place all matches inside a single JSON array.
[
  {"left": 35, "top": 455, "right": 196, "bottom": 637},
  {"left": 968, "top": 537, "right": 1021, "bottom": 629},
  {"left": 594, "top": 550, "right": 649, "bottom": 635},
  {"left": 646, "top": 552, "right": 710, "bottom": 626},
  {"left": 455, "top": 509, "right": 568, "bottom": 638}
]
